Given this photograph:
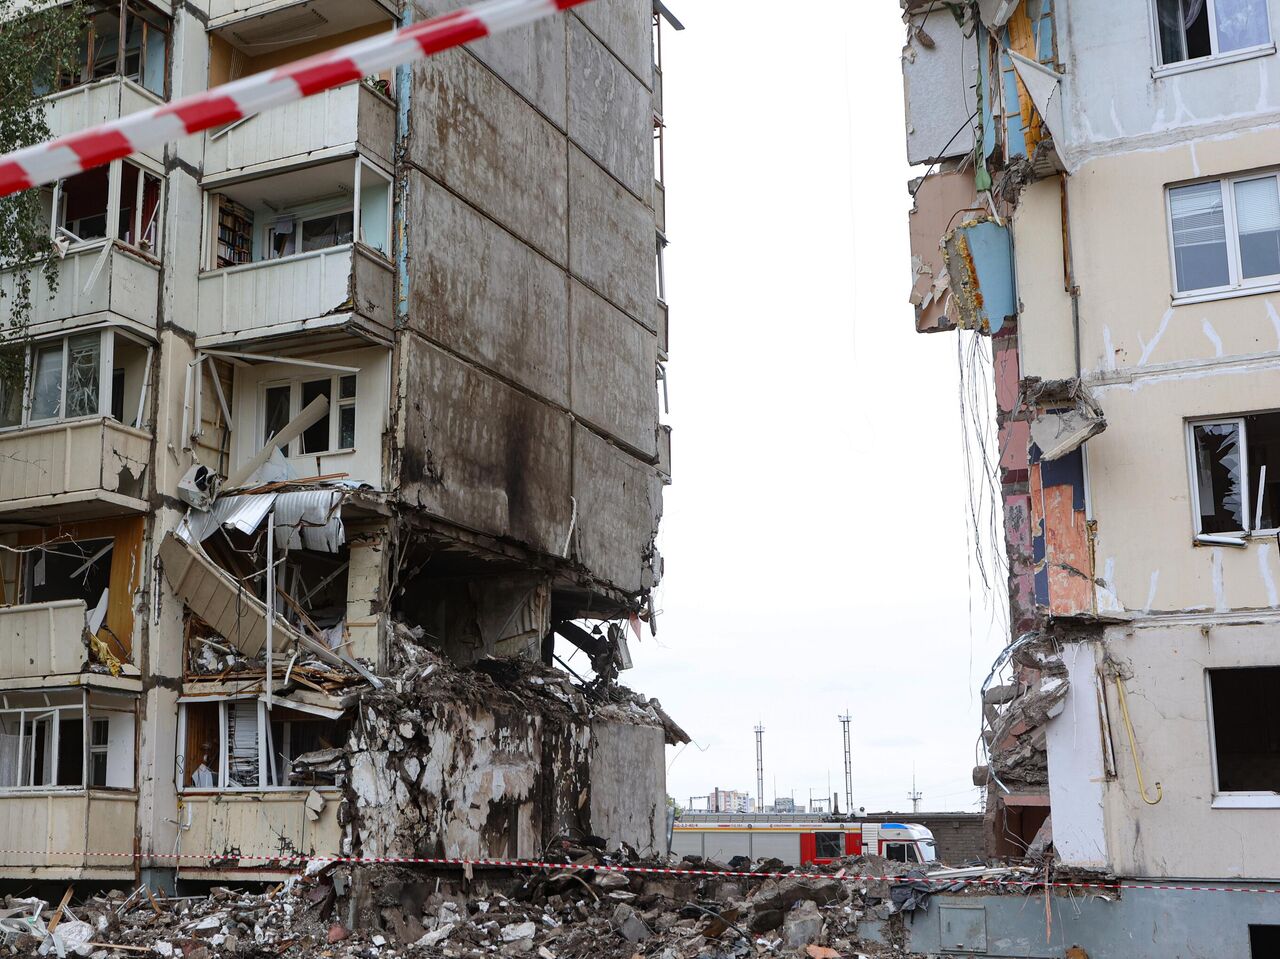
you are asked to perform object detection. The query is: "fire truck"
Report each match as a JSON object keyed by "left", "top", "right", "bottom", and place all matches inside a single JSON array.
[{"left": 671, "top": 813, "right": 938, "bottom": 867}]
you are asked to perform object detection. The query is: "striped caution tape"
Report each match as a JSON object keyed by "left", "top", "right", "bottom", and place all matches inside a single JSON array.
[
  {"left": 0, "top": 0, "right": 591, "bottom": 198},
  {"left": 5, "top": 849, "right": 1280, "bottom": 896}
]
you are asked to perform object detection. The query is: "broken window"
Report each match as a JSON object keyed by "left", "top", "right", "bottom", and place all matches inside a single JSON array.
[
  {"left": 656, "top": 233, "right": 667, "bottom": 302},
  {"left": 24, "top": 537, "right": 114, "bottom": 641},
  {"left": 1189, "top": 414, "right": 1280, "bottom": 537},
  {"left": 1170, "top": 172, "right": 1280, "bottom": 295},
  {"left": 814, "top": 832, "right": 843, "bottom": 860},
  {"left": 53, "top": 0, "right": 170, "bottom": 98},
  {"left": 55, "top": 160, "right": 164, "bottom": 254},
  {"left": 180, "top": 700, "right": 348, "bottom": 791},
  {"left": 1210, "top": 667, "right": 1280, "bottom": 794},
  {"left": 259, "top": 373, "right": 359, "bottom": 457},
  {"left": 884, "top": 842, "right": 909, "bottom": 863},
  {"left": 4, "top": 330, "right": 151, "bottom": 429},
  {"left": 268, "top": 208, "right": 354, "bottom": 260},
  {"left": 0, "top": 701, "right": 132, "bottom": 791},
  {"left": 1154, "top": 0, "right": 1270, "bottom": 66}
]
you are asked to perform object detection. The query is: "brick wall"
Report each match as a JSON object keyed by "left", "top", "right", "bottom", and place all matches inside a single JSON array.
[{"left": 869, "top": 812, "right": 986, "bottom": 865}]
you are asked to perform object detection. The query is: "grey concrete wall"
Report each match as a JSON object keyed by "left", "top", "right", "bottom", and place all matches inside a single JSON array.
[
  {"left": 590, "top": 721, "right": 666, "bottom": 856},
  {"left": 398, "top": 3, "right": 665, "bottom": 596},
  {"left": 397, "top": 336, "right": 573, "bottom": 558},
  {"left": 898, "top": 886, "right": 1280, "bottom": 959}
]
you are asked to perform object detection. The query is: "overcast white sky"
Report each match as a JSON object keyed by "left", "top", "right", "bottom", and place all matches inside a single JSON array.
[{"left": 623, "top": 1, "right": 1006, "bottom": 815}]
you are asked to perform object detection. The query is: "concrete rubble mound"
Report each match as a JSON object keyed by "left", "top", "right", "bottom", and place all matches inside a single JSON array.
[{"left": 0, "top": 852, "right": 991, "bottom": 959}]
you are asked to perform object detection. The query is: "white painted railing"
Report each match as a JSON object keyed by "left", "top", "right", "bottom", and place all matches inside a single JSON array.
[
  {"left": 0, "top": 243, "right": 160, "bottom": 336},
  {"left": 44, "top": 78, "right": 165, "bottom": 163},
  {"left": 0, "top": 792, "right": 136, "bottom": 871}
]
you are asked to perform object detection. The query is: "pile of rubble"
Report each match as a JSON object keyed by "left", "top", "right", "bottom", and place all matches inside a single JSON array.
[{"left": 1, "top": 851, "right": 950, "bottom": 959}]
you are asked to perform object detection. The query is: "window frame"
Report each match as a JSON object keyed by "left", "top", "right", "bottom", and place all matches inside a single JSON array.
[
  {"left": 813, "top": 831, "right": 843, "bottom": 861},
  {"left": 0, "top": 701, "right": 132, "bottom": 794},
  {"left": 177, "top": 699, "right": 343, "bottom": 794},
  {"left": 52, "top": 158, "right": 165, "bottom": 257},
  {"left": 0, "top": 328, "right": 153, "bottom": 434},
  {"left": 1150, "top": 0, "right": 1276, "bottom": 75},
  {"left": 1206, "top": 668, "right": 1280, "bottom": 808},
  {"left": 1184, "top": 413, "right": 1280, "bottom": 540},
  {"left": 257, "top": 372, "right": 358, "bottom": 458},
  {"left": 52, "top": 0, "right": 171, "bottom": 100},
  {"left": 1167, "top": 170, "right": 1280, "bottom": 302}
]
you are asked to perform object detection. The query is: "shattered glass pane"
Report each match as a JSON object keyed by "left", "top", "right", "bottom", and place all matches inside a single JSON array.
[
  {"left": 300, "top": 378, "right": 332, "bottom": 454},
  {"left": 66, "top": 333, "right": 101, "bottom": 418},
  {"left": 1195, "top": 421, "right": 1246, "bottom": 534},
  {"left": 264, "top": 385, "right": 291, "bottom": 455},
  {"left": 300, "top": 211, "right": 354, "bottom": 253},
  {"left": 1216, "top": 0, "right": 1270, "bottom": 53},
  {"left": 29, "top": 344, "right": 63, "bottom": 420}
]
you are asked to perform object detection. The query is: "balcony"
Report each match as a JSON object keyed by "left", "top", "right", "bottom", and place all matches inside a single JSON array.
[
  {"left": 177, "top": 792, "right": 342, "bottom": 877},
  {"left": 0, "top": 791, "right": 136, "bottom": 878},
  {"left": 204, "top": 82, "right": 394, "bottom": 180},
  {"left": 654, "top": 180, "right": 666, "bottom": 234},
  {"left": 44, "top": 78, "right": 165, "bottom": 164},
  {"left": 208, "top": 0, "right": 397, "bottom": 47},
  {"left": 196, "top": 243, "right": 393, "bottom": 348},
  {"left": 656, "top": 299, "right": 669, "bottom": 359},
  {"left": 0, "top": 601, "right": 89, "bottom": 681},
  {"left": 0, "top": 418, "right": 151, "bottom": 522},
  {"left": 0, "top": 243, "right": 160, "bottom": 340}
]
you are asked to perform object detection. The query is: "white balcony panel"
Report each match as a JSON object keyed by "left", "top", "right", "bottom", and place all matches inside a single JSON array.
[
  {"left": 0, "top": 601, "right": 88, "bottom": 680},
  {"left": 0, "top": 419, "right": 151, "bottom": 516},
  {"left": 204, "top": 83, "right": 394, "bottom": 178},
  {"left": 0, "top": 792, "right": 136, "bottom": 876},
  {"left": 177, "top": 792, "right": 341, "bottom": 872},
  {"left": 196, "top": 244, "right": 393, "bottom": 346},
  {"left": 0, "top": 244, "right": 160, "bottom": 338},
  {"left": 44, "top": 79, "right": 165, "bottom": 164}
]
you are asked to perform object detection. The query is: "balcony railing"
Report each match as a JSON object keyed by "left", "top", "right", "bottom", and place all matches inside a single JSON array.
[
  {"left": 0, "top": 418, "right": 151, "bottom": 515},
  {"left": 0, "top": 601, "right": 88, "bottom": 680},
  {"left": 195, "top": 243, "right": 394, "bottom": 347},
  {"left": 177, "top": 792, "right": 341, "bottom": 871},
  {"left": 0, "top": 243, "right": 161, "bottom": 338},
  {"left": 204, "top": 82, "right": 394, "bottom": 178},
  {"left": 0, "top": 792, "right": 136, "bottom": 874},
  {"left": 44, "top": 78, "right": 165, "bottom": 164},
  {"left": 208, "top": 0, "right": 397, "bottom": 37}
]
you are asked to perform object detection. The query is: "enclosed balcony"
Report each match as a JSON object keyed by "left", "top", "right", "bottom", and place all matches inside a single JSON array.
[
  {"left": 197, "top": 158, "right": 394, "bottom": 348},
  {"left": 0, "top": 791, "right": 137, "bottom": 878},
  {"left": 207, "top": 0, "right": 395, "bottom": 41},
  {"left": 45, "top": 78, "right": 164, "bottom": 163},
  {"left": 204, "top": 80, "right": 394, "bottom": 179}
]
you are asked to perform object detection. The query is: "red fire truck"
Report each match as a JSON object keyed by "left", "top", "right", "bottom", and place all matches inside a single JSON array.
[{"left": 671, "top": 813, "right": 938, "bottom": 867}]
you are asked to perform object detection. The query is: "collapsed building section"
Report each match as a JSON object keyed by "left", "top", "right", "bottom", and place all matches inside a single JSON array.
[{"left": 0, "top": 0, "right": 684, "bottom": 890}]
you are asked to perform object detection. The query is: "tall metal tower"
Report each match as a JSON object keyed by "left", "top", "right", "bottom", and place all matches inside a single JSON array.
[
  {"left": 908, "top": 768, "right": 923, "bottom": 814},
  {"left": 839, "top": 713, "right": 853, "bottom": 814},
  {"left": 754, "top": 723, "right": 765, "bottom": 811}
]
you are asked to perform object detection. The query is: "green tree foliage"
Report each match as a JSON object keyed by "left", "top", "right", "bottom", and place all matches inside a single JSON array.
[{"left": 0, "top": 0, "right": 86, "bottom": 382}]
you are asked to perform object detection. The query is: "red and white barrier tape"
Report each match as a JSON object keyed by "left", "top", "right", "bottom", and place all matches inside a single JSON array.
[
  {"left": 0, "top": 0, "right": 591, "bottom": 198},
  {"left": 5, "top": 849, "right": 1280, "bottom": 896}
]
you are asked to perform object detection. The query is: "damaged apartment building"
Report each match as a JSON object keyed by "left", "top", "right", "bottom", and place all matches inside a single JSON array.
[
  {"left": 902, "top": 0, "right": 1280, "bottom": 955},
  {"left": 0, "top": 0, "right": 684, "bottom": 893}
]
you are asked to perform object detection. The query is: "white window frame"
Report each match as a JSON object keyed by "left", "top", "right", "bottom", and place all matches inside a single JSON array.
[
  {"left": 1, "top": 328, "right": 153, "bottom": 433},
  {"left": 1205, "top": 669, "right": 1280, "bottom": 808},
  {"left": 88, "top": 716, "right": 110, "bottom": 788},
  {"left": 52, "top": 158, "right": 164, "bottom": 255},
  {"left": 264, "top": 203, "right": 355, "bottom": 262},
  {"left": 1167, "top": 171, "right": 1280, "bottom": 303},
  {"left": 177, "top": 699, "right": 341, "bottom": 794},
  {"left": 257, "top": 372, "right": 358, "bottom": 457},
  {"left": 1150, "top": 0, "right": 1276, "bottom": 77},
  {"left": 0, "top": 703, "right": 96, "bottom": 794},
  {"left": 1185, "top": 413, "right": 1280, "bottom": 541}
]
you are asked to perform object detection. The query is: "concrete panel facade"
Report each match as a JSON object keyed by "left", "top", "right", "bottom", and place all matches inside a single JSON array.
[
  {"left": 569, "top": 145, "right": 655, "bottom": 326},
  {"left": 405, "top": 173, "right": 570, "bottom": 404},
  {"left": 570, "top": 279, "right": 658, "bottom": 456},
  {"left": 568, "top": 17, "right": 654, "bottom": 201},
  {"left": 398, "top": 337, "right": 573, "bottom": 558},
  {"left": 572, "top": 0, "right": 653, "bottom": 89},
  {"left": 589, "top": 721, "right": 666, "bottom": 856},
  {"left": 571, "top": 424, "right": 661, "bottom": 594},
  {"left": 410, "top": 45, "right": 568, "bottom": 262}
]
